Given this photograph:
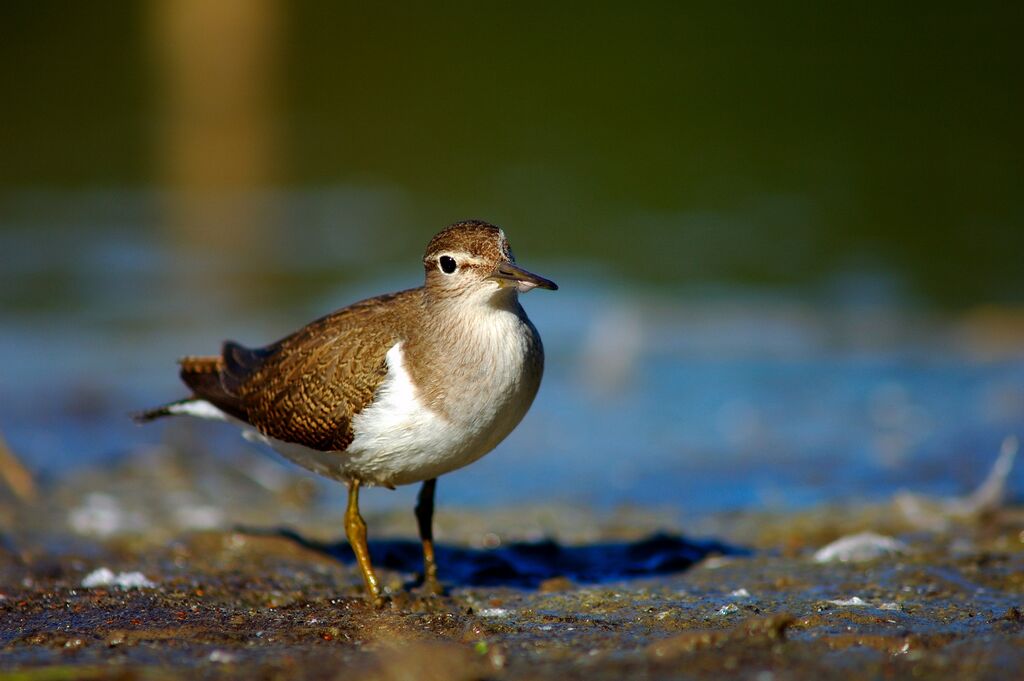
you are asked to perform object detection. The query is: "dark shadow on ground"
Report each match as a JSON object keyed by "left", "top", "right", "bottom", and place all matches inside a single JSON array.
[{"left": 239, "top": 526, "right": 749, "bottom": 589}]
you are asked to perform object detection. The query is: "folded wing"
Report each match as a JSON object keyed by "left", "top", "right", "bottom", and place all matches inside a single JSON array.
[{"left": 173, "top": 290, "right": 418, "bottom": 452}]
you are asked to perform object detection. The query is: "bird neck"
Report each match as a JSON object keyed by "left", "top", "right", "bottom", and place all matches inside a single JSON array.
[
  {"left": 422, "top": 284, "right": 522, "bottom": 320},
  {"left": 405, "top": 285, "right": 533, "bottom": 417}
]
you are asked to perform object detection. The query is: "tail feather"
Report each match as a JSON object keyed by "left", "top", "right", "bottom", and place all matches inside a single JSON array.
[
  {"left": 134, "top": 347, "right": 259, "bottom": 426},
  {"left": 131, "top": 399, "right": 192, "bottom": 423},
  {"left": 179, "top": 355, "right": 226, "bottom": 398},
  {"left": 178, "top": 352, "right": 247, "bottom": 420}
]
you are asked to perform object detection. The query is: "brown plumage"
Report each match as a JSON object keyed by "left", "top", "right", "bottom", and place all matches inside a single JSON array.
[
  {"left": 231, "top": 291, "right": 418, "bottom": 451},
  {"left": 135, "top": 220, "right": 557, "bottom": 603},
  {"left": 137, "top": 290, "right": 419, "bottom": 450},
  {"left": 137, "top": 219, "right": 536, "bottom": 452}
]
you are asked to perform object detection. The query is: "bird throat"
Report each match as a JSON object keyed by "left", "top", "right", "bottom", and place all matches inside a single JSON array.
[{"left": 403, "top": 289, "right": 539, "bottom": 422}]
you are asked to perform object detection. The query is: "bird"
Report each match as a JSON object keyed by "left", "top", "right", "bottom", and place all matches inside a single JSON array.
[{"left": 135, "top": 220, "right": 557, "bottom": 603}]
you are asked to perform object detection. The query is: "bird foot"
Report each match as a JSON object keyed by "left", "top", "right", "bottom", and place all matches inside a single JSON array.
[{"left": 417, "top": 575, "right": 445, "bottom": 597}]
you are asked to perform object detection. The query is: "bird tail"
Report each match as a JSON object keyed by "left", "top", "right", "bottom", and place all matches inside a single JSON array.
[
  {"left": 132, "top": 354, "right": 231, "bottom": 424},
  {"left": 131, "top": 398, "right": 194, "bottom": 423}
]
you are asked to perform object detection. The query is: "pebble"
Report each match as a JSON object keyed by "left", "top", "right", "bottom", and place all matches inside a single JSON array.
[
  {"left": 814, "top": 532, "right": 907, "bottom": 563},
  {"left": 81, "top": 567, "right": 156, "bottom": 589}
]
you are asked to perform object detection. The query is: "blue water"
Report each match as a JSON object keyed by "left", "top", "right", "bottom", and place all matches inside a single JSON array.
[{"left": 1, "top": 214, "right": 1022, "bottom": 517}]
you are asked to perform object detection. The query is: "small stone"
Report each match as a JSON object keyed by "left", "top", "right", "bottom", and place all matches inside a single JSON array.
[
  {"left": 81, "top": 568, "right": 155, "bottom": 590},
  {"left": 814, "top": 532, "right": 907, "bottom": 563},
  {"left": 828, "top": 596, "right": 868, "bottom": 607},
  {"left": 209, "top": 650, "right": 237, "bottom": 663},
  {"left": 538, "top": 576, "right": 574, "bottom": 593}
]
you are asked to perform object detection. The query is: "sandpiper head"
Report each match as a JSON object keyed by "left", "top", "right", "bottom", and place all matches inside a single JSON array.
[{"left": 423, "top": 220, "right": 557, "bottom": 299}]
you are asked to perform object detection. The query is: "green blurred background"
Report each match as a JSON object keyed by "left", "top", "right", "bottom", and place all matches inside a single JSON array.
[{"left": 2, "top": 1, "right": 1022, "bottom": 307}]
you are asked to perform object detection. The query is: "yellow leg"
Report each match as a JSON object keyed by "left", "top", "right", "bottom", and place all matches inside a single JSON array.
[
  {"left": 345, "top": 480, "right": 383, "bottom": 605},
  {"left": 415, "top": 478, "right": 443, "bottom": 595}
]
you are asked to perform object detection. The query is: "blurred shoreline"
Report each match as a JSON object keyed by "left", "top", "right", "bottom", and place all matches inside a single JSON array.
[{"left": 2, "top": 210, "right": 1022, "bottom": 516}]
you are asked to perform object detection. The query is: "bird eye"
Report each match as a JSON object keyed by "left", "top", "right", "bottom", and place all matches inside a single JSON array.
[{"left": 439, "top": 255, "right": 458, "bottom": 274}]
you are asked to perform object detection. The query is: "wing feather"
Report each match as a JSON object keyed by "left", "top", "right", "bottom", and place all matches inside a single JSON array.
[{"left": 223, "top": 289, "right": 420, "bottom": 451}]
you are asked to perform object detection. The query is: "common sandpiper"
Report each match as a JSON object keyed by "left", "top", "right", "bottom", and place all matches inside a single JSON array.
[{"left": 136, "top": 220, "right": 557, "bottom": 603}]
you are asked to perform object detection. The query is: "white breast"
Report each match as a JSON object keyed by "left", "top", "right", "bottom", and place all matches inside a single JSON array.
[{"left": 341, "top": 315, "right": 539, "bottom": 486}]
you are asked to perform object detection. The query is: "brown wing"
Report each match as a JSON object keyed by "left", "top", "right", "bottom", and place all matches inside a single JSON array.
[{"left": 187, "top": 289, "right": 422, "bottom": 452}]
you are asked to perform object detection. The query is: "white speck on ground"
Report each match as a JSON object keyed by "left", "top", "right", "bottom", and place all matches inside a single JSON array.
[
  {"left": 208, "top": 650, "right": 237, "bottom": 664},
  {"left": 828, "top": 596, "right": 868, "bottom": 606},
  {"left": 478, "top": 608, "right": 509, "bottom": 617},
  {"left": 81, "top": 567, "right": 156, "bottom": 589}
]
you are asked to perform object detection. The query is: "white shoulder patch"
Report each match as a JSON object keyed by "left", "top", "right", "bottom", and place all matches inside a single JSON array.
[
  {"left": 344, "top": 342, "right": 471, "bottom": 486},
  {"left": 350, "top": 342, "right": 441, "bottom": 446}
]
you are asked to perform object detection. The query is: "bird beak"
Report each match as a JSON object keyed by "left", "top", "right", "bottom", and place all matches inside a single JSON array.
[{"left": 489, "top": 262, "right": 558, "bottom": 292}]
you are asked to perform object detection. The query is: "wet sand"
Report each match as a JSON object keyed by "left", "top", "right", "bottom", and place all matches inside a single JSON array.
[{"left": 1, "top": 446, "right": 1022, "bottom": 680}]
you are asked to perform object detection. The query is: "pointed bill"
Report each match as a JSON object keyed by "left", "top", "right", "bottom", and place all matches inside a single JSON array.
[{"left": 489, "top": 262, "right": 558, "bottom": 292}]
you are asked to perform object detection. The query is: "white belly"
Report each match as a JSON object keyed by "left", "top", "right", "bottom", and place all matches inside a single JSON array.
[
  {"left": 338, "top": 338, "right": 537, "bottom": 487},
  {"left": 218, "top": 334, "right": 538, "bottom": 488}
]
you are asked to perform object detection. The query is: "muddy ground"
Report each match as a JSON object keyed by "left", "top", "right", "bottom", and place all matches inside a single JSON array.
[{"left": 1, "top": 446, "right": 1022, "bottom": 680}]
